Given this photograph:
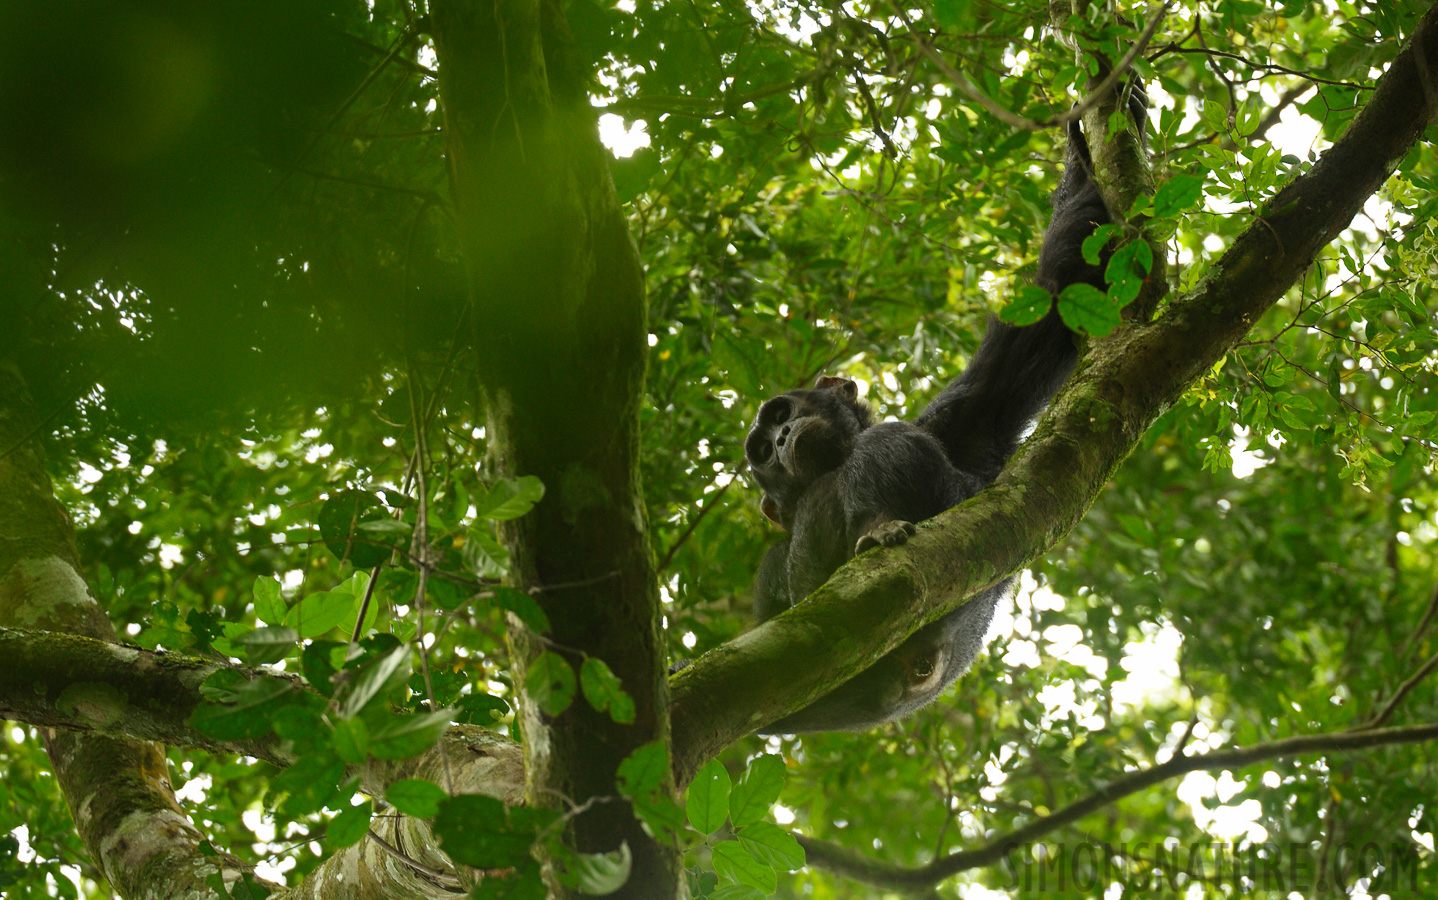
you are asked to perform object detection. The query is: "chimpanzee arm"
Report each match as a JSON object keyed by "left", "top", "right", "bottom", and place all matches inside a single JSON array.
[
  {"left": 753, "top": 537, "right": 793, "bottom": 623},
  {"left": 916, "top": 88, "right": 1146, "bottom": 482}
]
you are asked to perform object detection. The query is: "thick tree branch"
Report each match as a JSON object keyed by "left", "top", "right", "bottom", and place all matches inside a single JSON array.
[
  {"left": 668, "top": 1, "right": 1438, "bottom": 786},
  {"left": 0, "top": 626, "right": 294, "bottom": 766},
  {"left": 0, "top": 626, "right": 528, "bottom": 799},
  {"left": 797, "top": 722, "right": 1438, "bottom": 890}
]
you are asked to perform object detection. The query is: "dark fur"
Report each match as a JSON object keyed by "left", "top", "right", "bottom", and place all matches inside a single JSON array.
[{"left": 746, "top": 88, "right": 1145, "bottom": 733}]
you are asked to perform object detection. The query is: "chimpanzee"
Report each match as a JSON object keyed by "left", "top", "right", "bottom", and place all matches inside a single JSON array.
[{"left": 746, "top": 87, "right": 1146, "bottom": 733}]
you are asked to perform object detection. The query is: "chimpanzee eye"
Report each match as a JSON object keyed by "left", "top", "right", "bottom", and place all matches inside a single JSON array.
[
  {"left": 767, "top": 399, "right": 791, "bottom": 425},
  {"left": 751, "top": 441, "right": 772, "bottom": 464}
]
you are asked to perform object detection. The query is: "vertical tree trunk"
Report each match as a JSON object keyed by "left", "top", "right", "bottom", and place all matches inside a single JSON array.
[{"left": 429, "top": 2, "right": 679, "bottom": 896}]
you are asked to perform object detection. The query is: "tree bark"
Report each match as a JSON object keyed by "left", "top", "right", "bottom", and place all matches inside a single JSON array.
[{"left": 430, "top": 1, "right": 678, "bottom": 895}]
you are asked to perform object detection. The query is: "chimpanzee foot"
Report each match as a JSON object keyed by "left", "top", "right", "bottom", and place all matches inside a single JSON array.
[{"left": 855, "top": 520, "right": 916, "bottom": 554}]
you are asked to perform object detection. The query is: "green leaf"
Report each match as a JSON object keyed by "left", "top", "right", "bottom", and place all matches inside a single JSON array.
[
  {"left": 233, "top": 625, "right": 298, "bottom": 665},
  {"left": 492, "top": 586, "right": 551, "bottom": 632},
  {"left": 302, "top": 640, "right": 345, "bottom": 695},
  {"left": 330, "top": 716, "right": 370, "bottom": 763},
  {"left": 189, "top": 675, "right": 294, "bottom": 740},
  {"left": 457, "top": 692, "right": 511, "bottom": 725},
  {"left": 526, "top": 652, "right": 577, "bottom": 717},
  {"left": 616, "top": 740, "right": 668, "bottom": 800},
  {"left": 686, "top": 759, "right": 732, "bottom": 835},
  {"left": 999, "top": 284, "right": 1052, "bottom": 326},
  {"left": 1151, "top": 173, "right": 1205, "bottom": 217},
  {"left": 271, "top": 752, "right": 347, "bottom": 818},
  {"left": 317, "top": 489, "right": 392, "bottom": 568},
  {"left": 434, "top": 795, "right": 535, "bottom": 868},
  {"left": 1105, "top": 240, "right": 1153, "bottom": 307},
  {"left": 252, "top": 576, "right": 286, "bottom": 625},
  {"left": 570, "top": 842, "right": 633, "bottom": 895},
  {"left": 930, "top": 0, "right": 970, "bottom": 30},
  {"left": 709, "top": 886, "right": 766, "bottom": 900},
  {"left": 580, "top": 657, "right": 635, "bottom": 724},
  {"left": 465, "top": 527, "right": 512, "bottom": 580},
  {"left": 737, "top": 821, "right": 805, "bottom": 870},
  {"left": 1057, "top": 282, "right": 1122, "bottom": 337},
  {"left": 327, "top": 800, "right": 372, "bottom": 849},
  {"left": 611, "top": 148, "right": 661, "bottom": 205},
  {"left": 633, "top": 795, "right": 686, "bottom": 842},
  {"left": 387, "top": 778, "right": 447, "bottom": 819},
  {"left": 712, "top": 841, "right": 777, "bottom": 893},
  {"left": 728, "top": 754, "right": 785, "bottom": 828},
  {"left": 474, "top": 476, "right": 546, "bottom": 521},
  {"left": 470, "top": 861, "right": 546, "bottom": 900},
  {"left": 283, "top": 590, "right": 357, "bottom": 639},
  {"left": 356, "top": 518, "right": 411, "bottom": 534},
  {"left": 1081, "top": 223, "right": 1122, "bottom": 265},
  {"left": 369, "top": 709, "right": 453, "bottom": 759},
  {"left": 342, "top": 645, "right": 412, "bottom": 717}
]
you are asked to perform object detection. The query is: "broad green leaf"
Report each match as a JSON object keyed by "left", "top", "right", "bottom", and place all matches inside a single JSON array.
[
  {"left": 283, "top": 590, "right": 357, "bottom": 639},
  {"left": 327, "top": 800, "right": 372, "bottom": 849},
  {"left": 709, "top": 886, "right": 766, "bottom": 900},
  {"left": 1057, "top": 283, "right": 1122, "bottom": 337},
  {"left": 1082, "top": 223, "right": 1122, "bottom": 266},
  {"left": 526, "top": 652, "right": 577, "bottom": 717},
  {"left": 686, "top": 759, "right": 731, "bottom": 835},
  {"left": 330, "top": 716, "right": 370, "bottom": 763},
  {"left": 580, "top": 657, "right": 635, "bottom": 724},
  {"left": 470, "top": 861, "right": 546, "bottom": 900},
  {"left": 341, "top": 645, "right": 412, "bottom": 717},
  {"left": 570, "top": 841, "right": 632, "bottom": 895},
  {"left": 474, "top": 476, "right": 546, "bottom": 521},
  {"left": 457, "top": 692, "right": 511, "bottom": 725},
  {"left": 252, "top": 576, "right": 285, "bottom": 625},
  {"left": 234, "top": 625, "right": 297, "bottom": 665},
  {"left": 616, "top": 740, "right": 668, "bottom": 799},
  {"left": 387, "top": 778, "right": 447, "bottom": 819},
  {"left": 1151, "top": 173, "right": 1205, "bottom": 218},
  {"left": 632, "top": 795, "right": 686, "bottom": 842},
  {"left": 356, "top": 518, "right": 411, "bottom": 534},
  {"left": 999, "top": 284, "right": 1052, "bottom": 326},
  {"left": 712, "top": 841, "right": 777, "bottom": 893},
  {"left": 271, "top": 753, "right": 347, "bottom": 818},
  {"left": 737, "top": 821, "right": 805, "bottom": 870},
  {"left": 728, "top": 754, "right": 785, "bottom": 828},
  {"left": 465, "top": 527, "right": 511, "bottom": 580},
  {"left": 189, "top": 676, "right": 294, "bottom": 740},
  {"left": 369, "top": 709, "right": 453, "bottom": 759},
  {"left": 434, "top": 795, "right": 534, "bottom": 869},
  {"left": 317, "top": 489, "right": 391, "bottom": 568},
  {"left": 1105, "top": 240, "right": 1153, "bottom": 307},
  {"left": 492, "top": 586, "right": 551, "bottom": 633}
]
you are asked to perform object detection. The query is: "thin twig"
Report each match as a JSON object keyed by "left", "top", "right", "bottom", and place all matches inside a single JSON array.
[
  {"left": 1361, "top": 648, "right": 1438, "bottom": 730},
  {"left": 894, "top": 2, "right": 1170, "bottom": 131},
  {"left": 798, "top": 721, "right": 1438, "bottom": 889}
]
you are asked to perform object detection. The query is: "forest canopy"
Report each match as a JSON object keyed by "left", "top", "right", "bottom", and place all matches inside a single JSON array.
[{"left": 1, "top": 0, "right": 1437, "bottom": 898}]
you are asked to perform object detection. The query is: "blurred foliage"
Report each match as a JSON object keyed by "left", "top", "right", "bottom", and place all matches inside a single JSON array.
[{"left": 0, "top": 0, "right": 1436, "bottom": 896}]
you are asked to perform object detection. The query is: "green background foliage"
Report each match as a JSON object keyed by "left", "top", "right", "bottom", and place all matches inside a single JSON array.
[{"left": 0, "top": 0, "right": 1436, "bottom": 896}]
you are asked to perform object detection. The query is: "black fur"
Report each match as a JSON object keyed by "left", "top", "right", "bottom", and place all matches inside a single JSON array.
[{"left": 745, "top": 87, "right": 1146, "bottom": 733}]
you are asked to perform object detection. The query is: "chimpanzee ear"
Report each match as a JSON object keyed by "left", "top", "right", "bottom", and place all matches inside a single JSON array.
[
  {"left": 816, "top": 376, "right": 858, "bottom": 402},
  {"left": 760, "top": 495, "right": 782, "bottom": 524}
]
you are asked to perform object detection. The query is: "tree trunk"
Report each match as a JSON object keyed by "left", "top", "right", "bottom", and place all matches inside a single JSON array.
[{"left": 430, "top": 2, "right": 679, "bottom": 896}]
